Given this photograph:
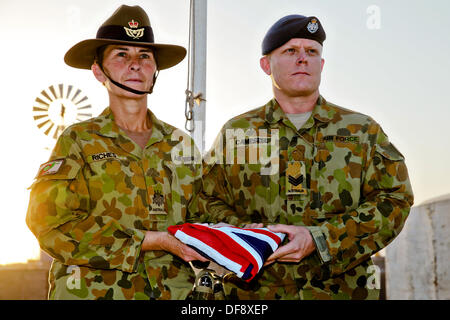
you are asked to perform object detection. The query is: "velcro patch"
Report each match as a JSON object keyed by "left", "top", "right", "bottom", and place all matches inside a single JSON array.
[
  {"left": 286, "top": 161, "right": 307, "bottom": 195},
  {"left": 149, "top": 191, "right": 167, "bottom": 215},
  {"left": 37, "top": 159, "right": 64, "bottom": 177}
]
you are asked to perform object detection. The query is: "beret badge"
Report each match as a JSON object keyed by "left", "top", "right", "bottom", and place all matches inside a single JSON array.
[{"left": 307, "top": 18, "right": 319, "bottom": 34}]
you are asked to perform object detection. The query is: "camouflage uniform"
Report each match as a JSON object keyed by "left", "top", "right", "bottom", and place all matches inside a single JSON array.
[
  {"left": 193, "top": 96, "right": 413, "bottom": 300},
  {"left": 26, "top": 107, "right": 202, "bottom": 300}
]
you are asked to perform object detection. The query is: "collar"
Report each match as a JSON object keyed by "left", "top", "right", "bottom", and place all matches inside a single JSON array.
[
  {"left": 89, "top": 107, "right": 175, "bottom": 157},
  {"left": 93, "top": 107, "right": 174, "bottom": 140},
  {"left": 263, "top": 95, "right": 335, "bottom": 129}
]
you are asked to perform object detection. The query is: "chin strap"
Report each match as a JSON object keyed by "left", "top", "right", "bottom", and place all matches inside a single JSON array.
[{"left": 98, "top": 61, "right": 159, "bottom": 95}]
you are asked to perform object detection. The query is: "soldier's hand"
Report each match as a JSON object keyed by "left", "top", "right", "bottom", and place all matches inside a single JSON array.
[
  {"left": 210, "top": 222, "right": 233, "bottom": 228},
  {"left": 142, "top": 231, "right": 209, "bottom": 263},
  {"left": 162, "top": 233, "right": 210, "bottom": 263},
  {"left": 242, "top": 223, "right": 264, "bottom": 229},
  {"left": 263, "top": 224, "right": 315, "bottom": 266},
  {"left": 210, "top": 222, "right": 264, "bottom": 229}
]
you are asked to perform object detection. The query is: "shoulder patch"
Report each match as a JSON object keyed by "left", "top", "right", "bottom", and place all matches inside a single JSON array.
[{"left": 37, "top": 159, "right": 64, "bottom": 178}]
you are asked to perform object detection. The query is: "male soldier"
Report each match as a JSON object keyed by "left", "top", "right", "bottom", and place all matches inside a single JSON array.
[
  {"left": 26, "top": 5, "right": 207, "bottom": 300},
  {"left": 193, "top": 15, "right": 414, "bottom": 299}
]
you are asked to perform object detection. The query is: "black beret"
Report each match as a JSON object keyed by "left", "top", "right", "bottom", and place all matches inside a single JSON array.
[{"left": 262, "top": 15, "right": 326, "bottom": 55}]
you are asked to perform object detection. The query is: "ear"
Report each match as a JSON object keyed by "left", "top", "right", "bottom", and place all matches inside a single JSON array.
[
  {"left": 321, "top": 58, "right": 325, "bottom": 71},
  {"left": 260, "top": 56, "right": 272, "bottom": 75},
  {"left": 91, "top": 63, "right": 107, "bottom": 84}
]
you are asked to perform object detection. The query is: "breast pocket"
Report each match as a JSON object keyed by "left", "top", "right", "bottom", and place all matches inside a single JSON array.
[
  {"left": 237, "top": 163, "right": 281, "bottom": 224},
  {"left": 86, "top": 157, "right": 135, "bottom": 200},
  {"left": 312, "top": 142, "right": 364, "bottom": 216},
  {"left": 85, "top": 156, "right": 156, "bottom": 232}
]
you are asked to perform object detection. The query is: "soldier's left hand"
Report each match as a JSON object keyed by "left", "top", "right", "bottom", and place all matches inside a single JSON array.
[{"left": 264, "top": 224, "right": 316, "bottom": 266}]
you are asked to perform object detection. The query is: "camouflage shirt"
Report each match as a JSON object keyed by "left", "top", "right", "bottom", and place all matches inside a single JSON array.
[
  {"left": 193, "top": 96, "right": 414, "bottom": 300},
  {"left": 26, "top": 107, "right": 202, "bottom": 300}
]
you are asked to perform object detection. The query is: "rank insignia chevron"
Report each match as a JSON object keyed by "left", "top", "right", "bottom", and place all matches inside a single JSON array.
[
  {"left": 286, "top": 161, "right": 307, "bottom": 195},
  {"left": 288, "top": 174, "right": 304, "bottom": 186}
]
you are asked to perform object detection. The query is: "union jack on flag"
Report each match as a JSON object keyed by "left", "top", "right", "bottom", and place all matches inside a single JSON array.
[{"left": 168, "top": 223, "right": 286, "bottom": 282}]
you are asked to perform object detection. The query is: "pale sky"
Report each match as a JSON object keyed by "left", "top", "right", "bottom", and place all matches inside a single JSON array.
[{"left": 0, "top": 0, "right": 449, "bottom": 264}]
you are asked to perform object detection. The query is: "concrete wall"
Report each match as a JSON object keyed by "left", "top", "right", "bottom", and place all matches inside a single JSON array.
[
  {"left": 0, "top": 262, "right": 49, "bottom": 300},
  {"left": 385, "top": 195, "right": 450, "bottom": 299}
]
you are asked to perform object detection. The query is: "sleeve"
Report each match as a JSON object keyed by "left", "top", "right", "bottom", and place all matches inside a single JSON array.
[
  {"left": 306, "top": 123, "right": 414, "bottom": 276},
  {"left": 26, "top": 130, "right": 146, "bottom": 273}
]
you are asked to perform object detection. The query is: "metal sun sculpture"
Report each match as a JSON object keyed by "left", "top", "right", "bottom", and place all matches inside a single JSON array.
[{"left": 33, "top": 84, "right": 92, "bottom": 139}]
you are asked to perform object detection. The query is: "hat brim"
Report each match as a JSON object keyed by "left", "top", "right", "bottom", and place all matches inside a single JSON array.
[{"left": 64, "top": 38, "right": 187, "bottom": 70}]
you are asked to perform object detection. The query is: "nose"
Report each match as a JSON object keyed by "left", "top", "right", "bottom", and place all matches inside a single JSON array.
[
  {"left": 129, "top": 57, "right": 141, "bottom": 71},
  {"left": 296, "top": 57, "right": 305, "bottom": 65},
  {"left": 296, "top": 49, "right": 308, "bottom": 65}
]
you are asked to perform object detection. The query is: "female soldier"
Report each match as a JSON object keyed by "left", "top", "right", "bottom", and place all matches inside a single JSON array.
[{"left": 26, "top": 5, "right": 207, "bottom": 300}]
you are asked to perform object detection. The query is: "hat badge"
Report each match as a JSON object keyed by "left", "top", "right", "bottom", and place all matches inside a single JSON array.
[
  {"left": 307, "top": 18, "right": 319, "bottom": 34},
  {"left": 128, "top": 19, "right": 139, "bottom": 28},
  {"left": 124, "top": 19, "right": 144, "bottom": 39}
]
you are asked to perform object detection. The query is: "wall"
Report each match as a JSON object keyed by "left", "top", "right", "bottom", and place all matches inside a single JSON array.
[
  {"left": 0, "top": 261, "right": 49, "bottom": 300},
  {"left": 385, "top": 195, "right": 450, "bottom": 299}
]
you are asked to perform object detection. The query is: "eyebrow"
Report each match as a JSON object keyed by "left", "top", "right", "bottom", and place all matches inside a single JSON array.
[
  {"left": 111, "top": 47, "right": 153, "bottom": 52},
  {"left": 285, "top": 44, "right": 320, "bottom": 50}
]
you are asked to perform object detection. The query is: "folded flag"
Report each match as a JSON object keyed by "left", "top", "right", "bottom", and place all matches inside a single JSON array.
[{"left": 168, "top": 223, "right": 285, "bottom": 282}]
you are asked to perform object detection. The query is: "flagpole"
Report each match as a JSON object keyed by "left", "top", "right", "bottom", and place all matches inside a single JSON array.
[{"left": 187, "top": 0, "right": 207, "bottom": 154}]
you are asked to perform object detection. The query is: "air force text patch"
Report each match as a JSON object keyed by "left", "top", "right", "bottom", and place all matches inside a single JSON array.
[{"left": 323, "top": 135, "right": 360, "bottom": 143}]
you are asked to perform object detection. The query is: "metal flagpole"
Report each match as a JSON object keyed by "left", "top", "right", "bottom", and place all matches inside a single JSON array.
[{"left": 185, "top": 0, "right": 207, "bottom": 154}]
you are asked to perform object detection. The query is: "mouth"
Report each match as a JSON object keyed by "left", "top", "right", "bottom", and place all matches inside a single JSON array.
[
  {"left": 125, "top": 79, "right": 144, "bottom": 83},
  {"left": 292, "top": 71, "right": 310, "bottom": 76}
]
